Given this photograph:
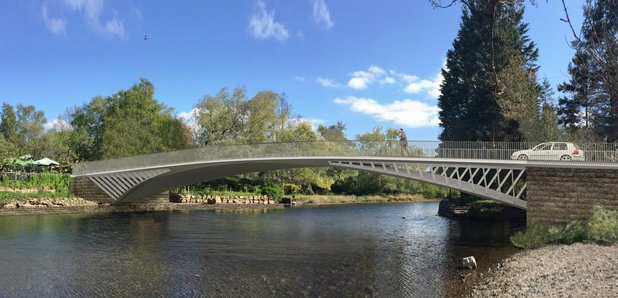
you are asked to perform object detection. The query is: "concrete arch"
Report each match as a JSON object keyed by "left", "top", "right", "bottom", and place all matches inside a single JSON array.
[{"left": 77, "top": 157, "right": 528, "bottom": 209}]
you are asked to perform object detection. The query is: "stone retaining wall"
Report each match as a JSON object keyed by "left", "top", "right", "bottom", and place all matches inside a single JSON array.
[
  {"left": 526, "top": 167, "right": 618, "bottom": 225},
  {"left": 170, "top": 194, "right": 275, "bottom": 205},
  {"left": 70, "top": 176, "right": 113, "bottom": 203}
]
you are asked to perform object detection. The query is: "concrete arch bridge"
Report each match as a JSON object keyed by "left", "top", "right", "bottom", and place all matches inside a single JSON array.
[{"left": 71, "top": 141, "right": 618, "bottom": 224}]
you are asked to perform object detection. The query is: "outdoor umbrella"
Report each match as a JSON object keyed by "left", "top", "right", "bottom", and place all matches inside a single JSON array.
[{"left": 35, "top": 158, "right": 60, "bottom": 166}]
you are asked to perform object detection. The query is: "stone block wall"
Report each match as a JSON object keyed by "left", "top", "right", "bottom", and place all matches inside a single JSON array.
[
  {"left": 71, "top": 176, "right": 169, "bottom": 204},
  {"left": 526, "top": 167, "right": 618, "bottom": 225},
  {"left": 70, "top": 176, "right": 113, "bottom": 203}
]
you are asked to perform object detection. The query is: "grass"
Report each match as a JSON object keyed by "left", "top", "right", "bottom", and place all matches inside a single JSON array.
[
  {"left": 510, "top": 206, "right": 618, "bottom": 249},
  {"left": 0, "top": 173, "right": 76, "bottom": 204}
]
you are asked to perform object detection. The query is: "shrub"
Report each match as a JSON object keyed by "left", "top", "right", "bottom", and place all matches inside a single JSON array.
[
  {"left": 559, "top": 220, "right": 588, "bottom": 244},
  {"left": 586, "top": 206, "right": 618, "bottom": 244},
  {"left": 511, "top": 206, "right": 618, "bottom": 249},
  {"left": 510, "top": 221, "right": 554, "bottom": 249},
  {"left": 260, "top": 184, "right": 284, "bottom": 201}
]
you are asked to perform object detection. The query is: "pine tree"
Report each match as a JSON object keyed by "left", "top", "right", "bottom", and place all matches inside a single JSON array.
[
  {"left": 560, "top": 0, "right": 618, "bottom": 142},
  {"left": 438, "top": 0, "right": 541, "bottom": 142}
]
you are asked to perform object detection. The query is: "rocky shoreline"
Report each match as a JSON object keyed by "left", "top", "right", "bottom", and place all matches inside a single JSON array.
[
  {"left": 0, "top": 195, "right": 283, "bottom": 216},
  {"left": 469, "top": 243, "right": 618, "bottom": 297}
]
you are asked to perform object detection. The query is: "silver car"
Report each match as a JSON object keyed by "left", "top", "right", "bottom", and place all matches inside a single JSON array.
[{"left": 511, "top": 142, "right": 585, "bottom": 161}]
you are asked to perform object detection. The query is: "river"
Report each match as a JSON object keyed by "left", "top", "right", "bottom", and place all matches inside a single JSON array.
[{"left": 0, "top": 202, "right": 519, "bottom": 297}]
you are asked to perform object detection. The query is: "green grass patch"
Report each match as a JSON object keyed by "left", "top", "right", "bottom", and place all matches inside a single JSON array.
[
  {"left": 510, "top": 206, "right": 618, "bottom": 249},
  {"left": 0, "top": 191, "right": 77, "bottom": 203},
  {"left": 1, "top": 173, "right": 71, "bottom": 193}
]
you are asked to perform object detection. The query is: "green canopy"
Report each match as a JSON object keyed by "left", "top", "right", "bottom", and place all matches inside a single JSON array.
[
  {"left": 17, "top": 159, "right": 37, "bottom": 167},
  {"left": 35, "top": 158, "right": 60, "bottom": 166}
]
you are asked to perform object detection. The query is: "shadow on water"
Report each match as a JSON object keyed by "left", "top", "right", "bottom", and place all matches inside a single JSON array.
[{"left": 0, "top": 202, "right": 519, "bottom": 297}]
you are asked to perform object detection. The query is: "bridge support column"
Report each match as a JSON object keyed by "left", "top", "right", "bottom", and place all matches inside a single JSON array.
[
  {"left": 70, "top": 176, "right": 169, "bottom": 204},
  {"left": 526, "top": 167, "right": 618, "bottom": 225},
  {"left": 70, "top": 176, "right": 114, "bottom": 203}
]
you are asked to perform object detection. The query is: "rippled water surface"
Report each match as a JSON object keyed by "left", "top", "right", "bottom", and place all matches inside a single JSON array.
[{"left": 0, "top": 202, "right": 518, "bottom": 297}]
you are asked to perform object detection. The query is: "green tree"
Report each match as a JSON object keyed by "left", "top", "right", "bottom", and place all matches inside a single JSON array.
[
  {"left": 194, "top": 87, "right": 291, "bottom": 145},
  {"left": 194, "top": 87, "right": 247, "bottom": 146},
  {"left": 71, "top": 79, "right": 191, "bottom": 160},
  {"left": 15, "top": 104, "right": 47, "bottom": 156},
  {"left": 535, "top": 79, "right": 561, "bottom": 142},
  {"left": 318, "top": 122, "right": 347, "bottom": 141},
  {"left": 437, "top": 0, "right": 541, "bottom": 142},
  {"left": 0, "top": 103, "right": 18, "bottom": 143},
  {"left": 560, "top": 0, "right": 618, "bottom": 142}
]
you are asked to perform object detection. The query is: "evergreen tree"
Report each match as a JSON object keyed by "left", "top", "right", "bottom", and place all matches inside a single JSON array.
[
  {"left": 557, "top": 50, "right": 598, "bottom": 136},
  {"left": 438, "top": 0, "right": 540, "bottom": 142},
  {"left": 560, "top": 0, "right": 618, "bottom": 142}
]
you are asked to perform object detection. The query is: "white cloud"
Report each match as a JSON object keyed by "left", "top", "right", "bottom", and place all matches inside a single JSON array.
[
  {"left": 44, "top": 118, "right": 71, "bottom": 131},
  {"left": 402, "top": 72, "right": 443, "bottom": 99},
  {"left": 347, "top": 65, "right": 388, "bottom": 90},
  {"left": 178, "top": 108, "right": 199, "bottom": 132},
  {"left": 41, "top": 0, "right": 128, "bottom": 38},
  {"left": 380, "top": 77, "right": 396, "bottom": 85},
  {"left": 294, "top": 76, "right": 306, "bottom": 82},
  {"left": 334, "top": 96, "right": 440, "bottom": 128},
  {"left": 316, "top": 77, "right": 340, "bottom": 88},
  {"left": 41, "top": 5, "right": 66, "bottom": 35},
  {"left": 348, "top": 77, "right": 370, "bottom": 90},
  {"left": 104, "top": 11, "right": 125, "bottom": 37},
  {"left": 248, "top": 0, "right": 289, "bottom": 42},
  {"left": 312, "top": 0, "right": 334, "bottom": 29}
]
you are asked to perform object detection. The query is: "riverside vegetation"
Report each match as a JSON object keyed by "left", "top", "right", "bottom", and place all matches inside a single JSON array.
[{"left": 510, "top": 206, "right": 618, "bottom": 249}]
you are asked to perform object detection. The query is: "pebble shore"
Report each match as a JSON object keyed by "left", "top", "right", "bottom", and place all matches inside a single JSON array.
[{"left": 470, "top": 243, "right": 618, "bottom": 297}]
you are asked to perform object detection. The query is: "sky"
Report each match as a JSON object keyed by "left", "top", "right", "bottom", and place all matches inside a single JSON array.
[{"left": 0, "top": 0, "right": 585, "bottom": 140}]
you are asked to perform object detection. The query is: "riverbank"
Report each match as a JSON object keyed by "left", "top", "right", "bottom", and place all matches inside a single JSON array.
[
  {"left": 292, "top": 194, "right": 436, "bottom": 205},
  {"left": 0, "top": 194, "right": 433, "bottom": 216},
  {"left": 469, "top": 243, "right": 618, "bottom": 297},
  {"left": 0, "top": 201, "right": 284, "bottom": 216}
]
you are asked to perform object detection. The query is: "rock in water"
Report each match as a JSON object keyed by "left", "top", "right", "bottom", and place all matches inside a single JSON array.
[{"left": 462, "top": 256, "right": 477, "bottom": 270}]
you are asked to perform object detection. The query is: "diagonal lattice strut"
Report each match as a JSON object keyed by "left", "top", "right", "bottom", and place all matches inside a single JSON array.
[{"left": 329, "top": 160, "right": 527, "bottom": 209}]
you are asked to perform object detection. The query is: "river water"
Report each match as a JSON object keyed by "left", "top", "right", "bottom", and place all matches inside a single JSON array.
[{"left": 0, "top": 202, "right": 519, "bottom": 297}]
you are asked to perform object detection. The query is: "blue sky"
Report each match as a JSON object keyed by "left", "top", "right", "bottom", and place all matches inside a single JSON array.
[{"left": 0, "top": 0, "right": 584, "bottom": 140}]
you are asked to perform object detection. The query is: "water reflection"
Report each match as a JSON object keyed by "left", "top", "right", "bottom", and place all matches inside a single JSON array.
[{"left": 0, "top": 202, "right": 517, "bottom": 297}]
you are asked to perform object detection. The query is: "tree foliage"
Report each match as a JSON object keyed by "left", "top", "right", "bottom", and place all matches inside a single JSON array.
[
  {"left": 437, "top": 0, "right": 554, "bottom": 142},
  {"left": 70, "top": 79, "right": 192, "bottom": 160},
  {"left": 193, "top": 87, "right": 291, "bottom": 145},
  {"left": 559, "top": 0, "right": 618, "bottom": 142}
]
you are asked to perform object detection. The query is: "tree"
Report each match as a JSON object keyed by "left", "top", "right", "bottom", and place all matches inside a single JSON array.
[
  {"left": 318, "top": 122, "right": 347, "bottom": 141},
  {"left": 71, "top": 79, "right": 192, "bottom": 160},
  {"left": 0, "top": 103, "right": 18, "bottom": 143},
  {"left": 193, "top": 87, "right": 291, "bottom": 146},
  {"left": 242, "top": 91, "right": 289, "bottom": 143},
  {"left": 193, "top": 87, "right": 247, "bottom": 146},
  {"left": 560, "top": 0, "right": 618, "bottom": 142},
  {"left": 15, "top": 104, "right": 47, "bottom": 156},
  {"left": 535, "top": 78, "right": 561, "bottom": 142},
  {"left": 437, "top": 0, "right": 541, "bottom": 142}
]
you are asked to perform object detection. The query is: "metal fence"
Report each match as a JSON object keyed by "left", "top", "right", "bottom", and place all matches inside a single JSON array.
[{"left": 72, "top": 141, "right": 618, "bottom": 175}]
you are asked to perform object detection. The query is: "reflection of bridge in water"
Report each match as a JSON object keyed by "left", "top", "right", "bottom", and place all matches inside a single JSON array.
[{"left": 71, "top": 141, "right": 618, "bottom": 224}]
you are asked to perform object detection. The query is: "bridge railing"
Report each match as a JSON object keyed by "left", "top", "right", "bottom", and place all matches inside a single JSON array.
[{"left": 72, "top": 140, "right": 618, "bottom": 175}]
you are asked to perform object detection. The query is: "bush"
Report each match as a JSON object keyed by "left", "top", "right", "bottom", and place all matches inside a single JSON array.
[
  {"left": 511, "top": 206, "right": 618, "bottom": 249},
  {"left": 510, "top": 222, "right": 554, "bottom": 249},
  {"left": 559, "top": 220, "right": 588, "bottom": 244},
  {"left": 587, "top": 206, "right": 618, "bottom": 244},
  {"left": 260, "top": 184, "right": 284, "bottom": 201}
]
